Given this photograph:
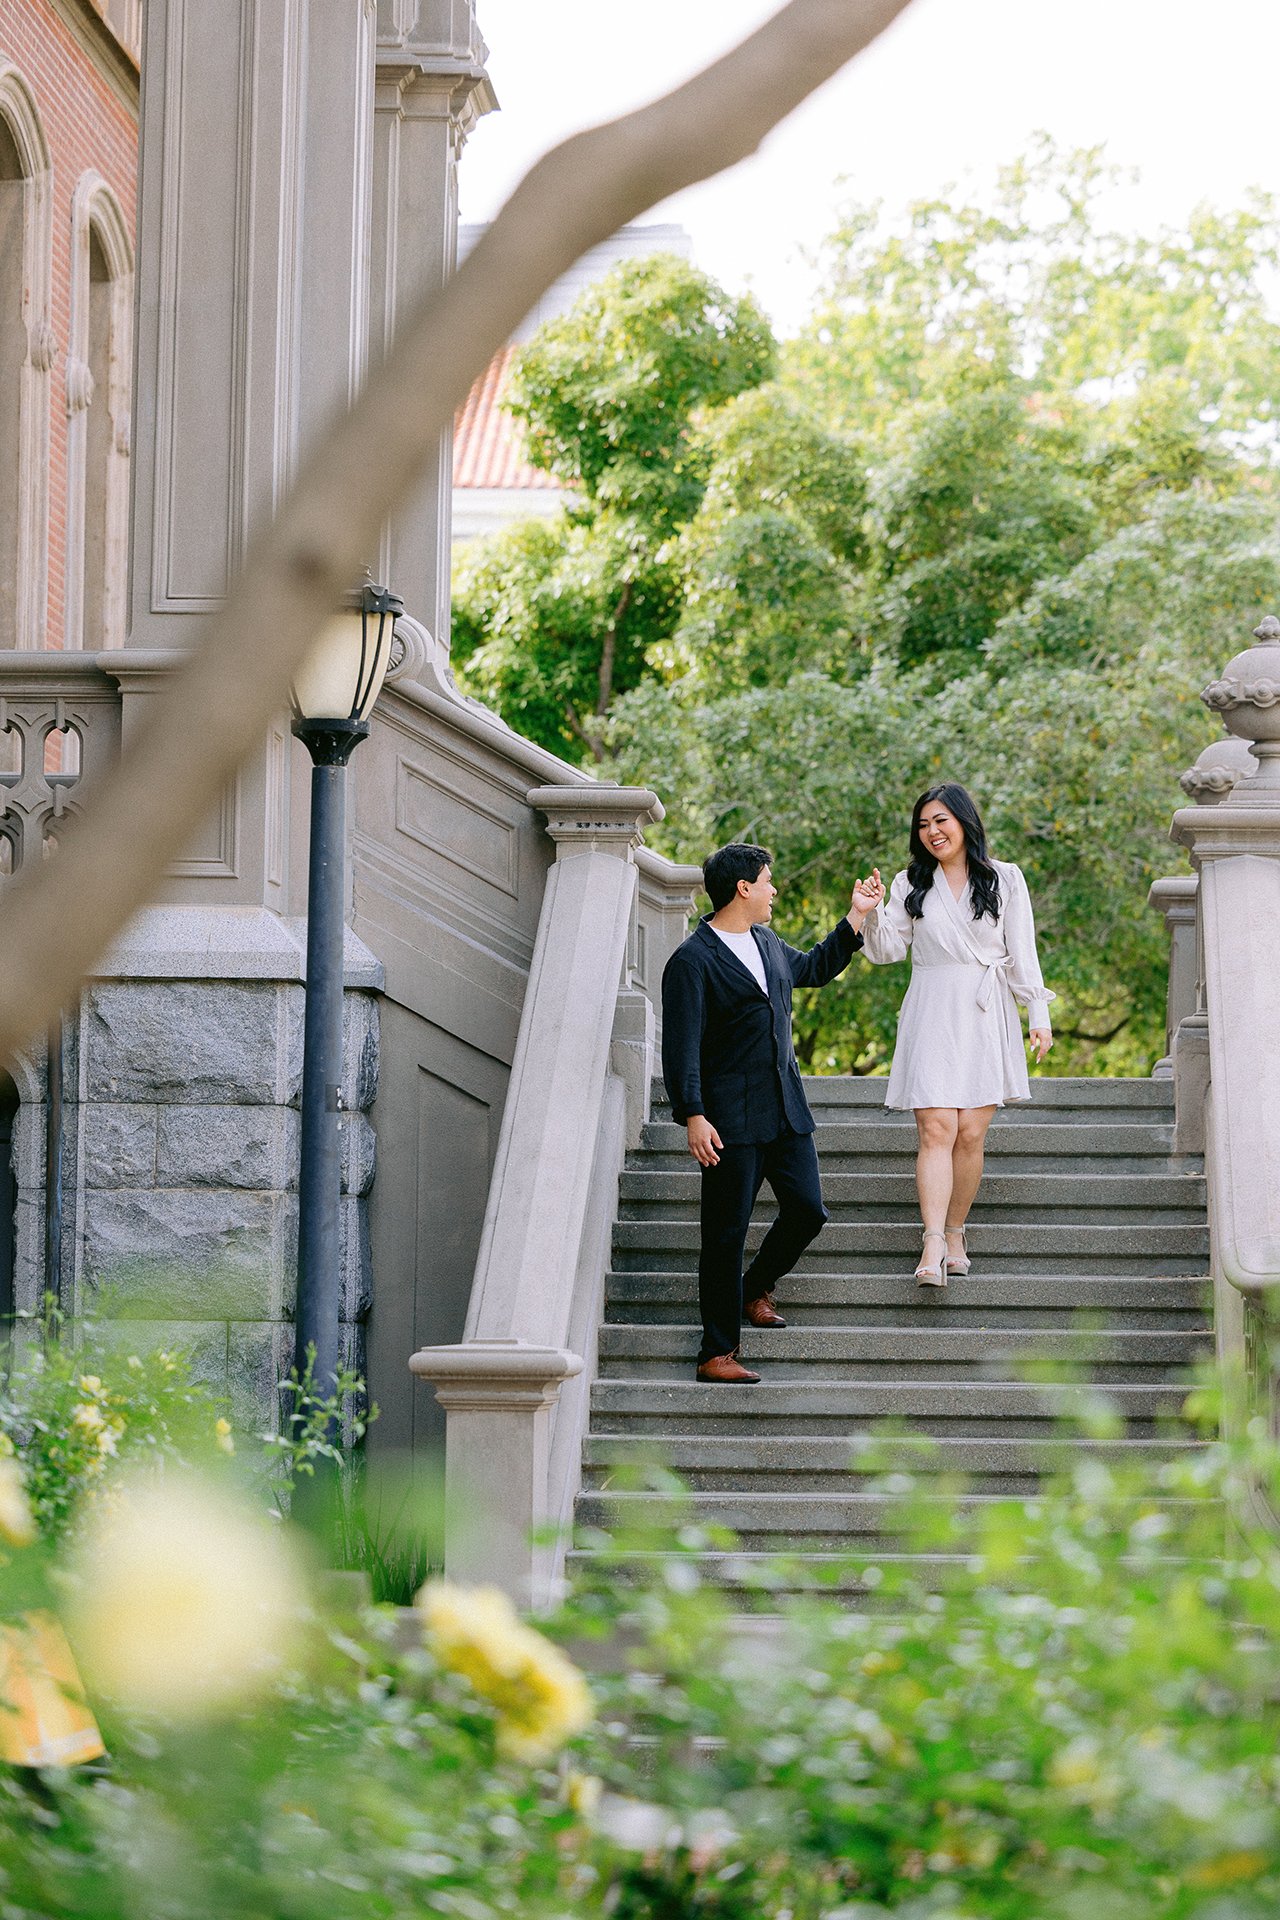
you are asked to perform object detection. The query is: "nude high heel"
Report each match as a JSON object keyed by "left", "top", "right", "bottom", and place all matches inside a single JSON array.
[
  {"left": 945, "top": 1226, "right": 971, "bottom": 1277},
  {"left": 915, "top": 1229, "right": 948, "bottom": 1288}
]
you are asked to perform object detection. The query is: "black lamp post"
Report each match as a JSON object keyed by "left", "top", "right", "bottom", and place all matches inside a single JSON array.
[{"left": 291, "top": 576, "right": 402, "bottom": 1400}]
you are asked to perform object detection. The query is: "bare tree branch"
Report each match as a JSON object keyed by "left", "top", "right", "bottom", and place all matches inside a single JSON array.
[{"left": 0, "top": 0, "right": 915, "bottom": 1068}]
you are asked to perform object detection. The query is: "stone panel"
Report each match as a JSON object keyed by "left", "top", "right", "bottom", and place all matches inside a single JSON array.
[
  {"left": 82, "top": 1189, "right": 289, "bottom": 1320},
  {"left": 156, "top": 1105, "right": 298, "bottom": 1191},
  {"left": 85, "top": 983, "right": 292, "bottom": 1104},
  {"left": 83, "top": 1103, "right": 158, "bottom": 1188}
]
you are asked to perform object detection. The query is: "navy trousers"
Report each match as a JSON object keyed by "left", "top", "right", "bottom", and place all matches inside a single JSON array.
[{"left": 697, "top": 1126, "right": 828, "bottom": 1363}]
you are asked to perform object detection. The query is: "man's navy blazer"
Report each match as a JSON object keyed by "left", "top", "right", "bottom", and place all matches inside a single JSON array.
[{"left": 660, "top": 915, "right": 862, "bottom": 1145}]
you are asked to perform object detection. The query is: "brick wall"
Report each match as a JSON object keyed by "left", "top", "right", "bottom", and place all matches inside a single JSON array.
[{"left": 0, "top": 0, "right": 137, "bottom": 652}]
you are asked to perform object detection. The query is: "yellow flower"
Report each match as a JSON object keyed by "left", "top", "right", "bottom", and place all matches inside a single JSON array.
[
  {"left": 214, "top": 1419, "right": 235, "bottom": 1457},
  {"left": 566, "top": 1768, "right": 602, "bottom": 1816},
  {"left": 0, "top": 1457, "right": 36, "bottom": 1548},
  {"left": 77, "top": 1376, "right": 104, "bottom": 1399},
  {"left": 68, "top": 1476, "right": 304, "bottom": 1720},
  {"left": 417, "top": 1580, "right": 592, "bottom": 1761},
  {"left": 96, "top": 1426, "right": 119, "bottom": 1459},
  {"left": 71, "top": 1403, "right": 105, "bottom": 1434}
]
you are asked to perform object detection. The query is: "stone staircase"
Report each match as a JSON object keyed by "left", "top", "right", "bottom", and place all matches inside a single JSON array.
[{"left": 572, "top": 1076, "right": 1213, "bottom": 1591}]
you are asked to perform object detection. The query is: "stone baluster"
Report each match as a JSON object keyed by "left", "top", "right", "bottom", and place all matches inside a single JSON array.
[
  {"left": 1172, "top": 616, "right": 1280, "bottom": 1289},
  {"left": 410, "top": 785, "right": 663, "bottom": 1604}
]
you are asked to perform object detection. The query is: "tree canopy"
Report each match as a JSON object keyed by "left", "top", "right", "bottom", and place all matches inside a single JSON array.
[{"left": 452, "top": 144, "right": 1280, "bottom": 1072}]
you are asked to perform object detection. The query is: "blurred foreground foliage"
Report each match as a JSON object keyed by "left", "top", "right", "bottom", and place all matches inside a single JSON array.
[
  {"left": 453, "top": 142, "right": 1280, "bottom": 1074},
  {"left": 1, "top": 1324, "right": 1280, "bottom": 1915}
]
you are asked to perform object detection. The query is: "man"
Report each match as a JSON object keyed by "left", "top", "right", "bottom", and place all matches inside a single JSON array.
[{"left": 661, "top": 843, "right": 872, "bottom": 1383}]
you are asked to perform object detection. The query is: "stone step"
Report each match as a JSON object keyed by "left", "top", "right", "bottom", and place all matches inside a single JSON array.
[
  {"left": 597, "top": 1323, "right": 1208, "bottom": 1382},
  {"left": 649, "top": 1076, "right": 1173, "bottom": 1116},
  {"left": 590, "top": 1378, "right": 1190, "bottom": 1436},
  {"left": 605, "top": 1270, "right": 1211, "bottom": 1330},
  {"left": 618, "top": 1169, "right": 1206, "bottom": 1222},
  {"left": 576, "top": 1486, "right": 1209, "bottom": 1551},
  {"left": 639, "top": 1121, "right": 1183, "bottom": 1160},
  {"left": 611, "top": 1219, "right": 1210, "bottom": 1274},
  {"left": 565, "top": 1547, "right": 974, "bottom": 1597},
  {"left": 581, "top": 1431, "right": 1206, "bottom": 1494},
  {"left": 565, "top": 1547, "right": 1206, "bottom": 1601}
]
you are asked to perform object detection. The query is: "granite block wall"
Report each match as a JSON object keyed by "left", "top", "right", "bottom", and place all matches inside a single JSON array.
[{"left": 45, "top": 979, "right": 380, "bottom": 1431}]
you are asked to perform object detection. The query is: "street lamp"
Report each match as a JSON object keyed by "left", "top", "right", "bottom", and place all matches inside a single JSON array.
[{"left": 291, "top": 575, "right": 402, "bottom": 1401}]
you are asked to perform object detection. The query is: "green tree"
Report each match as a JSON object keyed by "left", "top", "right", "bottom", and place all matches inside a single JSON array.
[
  {"left": 651, "top": 385, "right": 868, "bottom": 692},
  {"left": 789, "top": 135, "right": 1280, "bottom": 446},
  {"left": 452, "top": 255, "right": 776, "bottom": 758},
  {"left": 458, "top": 147, "right": 1280, "bottom": 1069}
]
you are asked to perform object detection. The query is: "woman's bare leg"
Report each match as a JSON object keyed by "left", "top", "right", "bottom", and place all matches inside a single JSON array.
[
  {"left": 914, "top": 1107, "right": 959, "bottom": 1238},
  {"left": 946, "top": 1104, "right": 997, "bottom": 1262}
]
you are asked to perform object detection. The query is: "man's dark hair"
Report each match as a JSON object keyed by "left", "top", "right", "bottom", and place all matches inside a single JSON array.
[{"left": 703, "top": 842, "right": 771, "bottom": 913}]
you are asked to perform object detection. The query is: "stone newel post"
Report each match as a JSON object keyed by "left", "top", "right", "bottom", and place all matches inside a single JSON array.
[
  {"left": 410, "top": 785, "right": 664, "bottom": 1604},
  {"left": 1154, "top": 737, "right": 1256, "bottom": 1150},
  {"left": 1172, "top": 617, "right": 1280, "bottom": 1292}
]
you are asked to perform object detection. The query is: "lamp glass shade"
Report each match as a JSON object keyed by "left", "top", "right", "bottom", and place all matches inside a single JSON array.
[{"left": 291, "top": 603, "right": 394, "bottom": 724}]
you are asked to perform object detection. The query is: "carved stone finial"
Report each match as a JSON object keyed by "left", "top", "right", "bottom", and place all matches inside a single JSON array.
[
  {"left": 1200, "top": 613, "right": 1280, "bottom": 806},
  {"left": 1179, "top": 735, "right": 1258, "bottom": 807}
]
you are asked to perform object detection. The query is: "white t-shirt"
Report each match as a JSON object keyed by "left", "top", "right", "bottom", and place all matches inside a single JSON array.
[{"left": 711, "top": 925, "right": 768, "bottom": 994}]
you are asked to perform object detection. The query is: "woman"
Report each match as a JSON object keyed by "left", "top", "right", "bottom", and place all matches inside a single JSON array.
[{"left": 850, "top": 785, "right": 1054, "bottom": 1287}]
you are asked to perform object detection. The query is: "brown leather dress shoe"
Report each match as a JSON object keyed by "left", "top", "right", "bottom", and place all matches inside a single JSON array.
[
  {"left": 695, "top": 1353, "right": 761, "bottom": 1384},
  {"left": 743, "top": 1293, "right": 787, "bottom": 1329}
]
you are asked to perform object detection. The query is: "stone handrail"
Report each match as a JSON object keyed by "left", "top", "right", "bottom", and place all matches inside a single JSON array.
[{"left": 410, "top": 784, "right": 701, "bottom": 1605}]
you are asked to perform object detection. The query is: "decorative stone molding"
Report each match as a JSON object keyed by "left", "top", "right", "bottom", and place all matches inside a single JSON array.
[
  {"left": 64, "top": 172, "right": 133, "bottom": 651},
  {"left": 28, "top": 320, "right": 57, "bottom": 372},
  {"left": 530, "top": 784, "right": 664, "bottom": 855},
  {"left": 65, "top": 356, "right": 95, "bottom": 414},
  {"left": 1179, "top": 737, "right": 1257, "bottom": 805},
  {"left": 1199, "top": 617, "right": 1280, "bottom": 806},
  {"left": 383, "top": 612, "right": 433, "bottom": 686},
  {"left": 0, "top": 63, "right": 54, "bottom": 649}
]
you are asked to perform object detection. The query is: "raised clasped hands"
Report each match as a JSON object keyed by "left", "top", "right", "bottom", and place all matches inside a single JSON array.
[
  {"left": 849, "top": 868, "right": 884, "bottom": 928},
  {"left": 1029, "top": 1028, "right": 1053, "bottom": 1064}
]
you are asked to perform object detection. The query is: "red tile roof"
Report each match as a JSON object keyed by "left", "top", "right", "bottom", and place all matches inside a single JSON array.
[{"left": 453, "top": 345, "right": 561, "bottom": 491}]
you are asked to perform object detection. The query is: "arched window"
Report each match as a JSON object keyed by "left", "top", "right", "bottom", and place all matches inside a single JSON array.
[
  {"left": 66, "top": 175, "right": 132, "bottom": 651},
  {"left": 0, "top": 67, "right": 53, "bottom": 651},
  {"left": 0, "top": 1072, "right": 16, "bottom": 1327}
]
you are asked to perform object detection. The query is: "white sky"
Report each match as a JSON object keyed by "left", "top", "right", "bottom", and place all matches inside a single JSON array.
[{"left": 460, "top": 0, "right": 1280, "bottom": 336}]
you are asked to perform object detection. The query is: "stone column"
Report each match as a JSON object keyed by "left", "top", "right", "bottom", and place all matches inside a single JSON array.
[
  {"left": 1172, "top": 617, "right": 1280, "bottom": 1287},
  {"left": 371, "top": 0, "right": 495, "bottom": 647},
  {"left": 127, "top": 0, "right": 377, "bottom": 909},
  {"left": 1165, "top": 737, "right": 1256, "bottom": 1151},
  {"left": 1146, "top": 877, "right": 1196, "bottom": 1081}
]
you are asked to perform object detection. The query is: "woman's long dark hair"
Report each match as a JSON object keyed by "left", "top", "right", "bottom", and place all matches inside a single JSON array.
[{"left": 905, "top": 784, "right": 1000, "bottom": 923}]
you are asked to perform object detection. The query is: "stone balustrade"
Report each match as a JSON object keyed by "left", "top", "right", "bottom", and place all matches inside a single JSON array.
[
  {"left": 410, "top": 783, "right": 691, "bottom": 1607},
  {"left": 1168, "top": 617, "right": 1280, "bottom": 1449}
]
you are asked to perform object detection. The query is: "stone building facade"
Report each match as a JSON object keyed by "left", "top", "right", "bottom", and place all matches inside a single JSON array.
[
  {"left": 0, "top": 0, "right": 137, "bottom": 657},
  {"left": 0, "top": 1, "right": 701, "bottom": 1480}
]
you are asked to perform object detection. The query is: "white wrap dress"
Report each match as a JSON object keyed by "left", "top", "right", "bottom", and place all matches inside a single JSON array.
[{"left": 861, "top": 860, "right": 1055, "bottom": 1110}]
